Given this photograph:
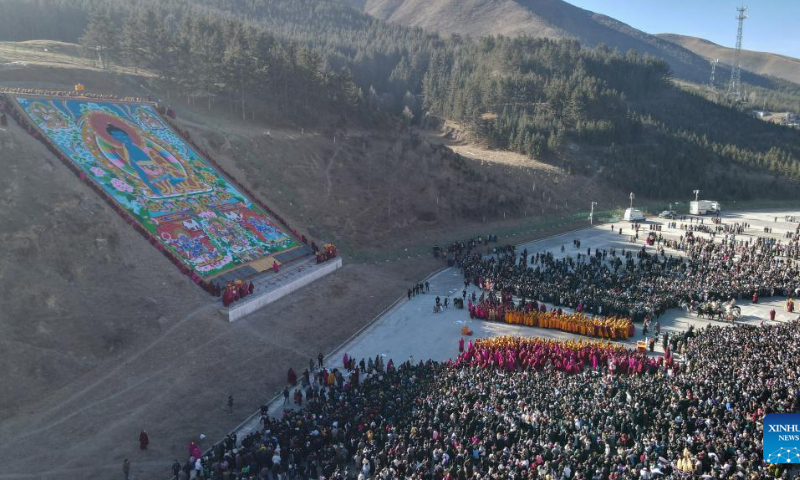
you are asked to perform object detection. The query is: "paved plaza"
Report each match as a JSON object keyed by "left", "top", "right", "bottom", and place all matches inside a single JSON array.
[
  {"left": 327, "top": 209, "right": 799, "bottom": 363},
  {"left": 236, "top": 209, "right": 799, "bottom": 436}
]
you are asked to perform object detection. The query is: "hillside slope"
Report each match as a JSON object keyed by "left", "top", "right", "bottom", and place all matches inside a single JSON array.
[
  {"left": 345, "top": 0, "right": 565, "bottom": 39},
  {"left": 0, "top": 45, "right": 613, "bottom": 248},
  {"left": 341, "top": 0, "right": 716, "bottom": 84},
  {"left": 0, "top": 54, "right": 620, "bottom": 477},
  {"left": 1, "top": 1, "right": 798, "bottom": 196},
  {"left": 0, "top": 109, "right": 451, "bottom": 479},
  {"left": 658, "top": 33, "right": 800, "bottom": 85}
]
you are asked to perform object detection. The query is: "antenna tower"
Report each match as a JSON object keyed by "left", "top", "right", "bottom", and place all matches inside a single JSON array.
[
  {"left": 709, "top": 59, "right": 719, "bottom": 91},
  {"left": 727, "top": 5, "right": 747, "bottom": 101}
]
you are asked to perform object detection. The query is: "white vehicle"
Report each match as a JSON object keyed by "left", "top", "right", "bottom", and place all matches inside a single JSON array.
[
  {"left": 623, "top": 208, "right": 646, "bottom": 222},
  {"left": 690, "top": 200, "right": 721, "bottom": 215}
]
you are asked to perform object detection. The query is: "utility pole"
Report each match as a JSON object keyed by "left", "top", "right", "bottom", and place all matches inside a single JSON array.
[
  {"left": 589, "top": 201, "right": 598, "bottom": 225},
  {"left": 727, "top": 5, "right": 748, "bottom": 102},
  {"left": 629, "top": 192, "right": 635, "bottom": 210},
  {"left": 693, "top": 189, "right": 701, "bottom": 202}
]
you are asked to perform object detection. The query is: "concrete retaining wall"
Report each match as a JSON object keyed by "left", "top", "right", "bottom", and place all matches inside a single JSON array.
[{"left": 224, "top": 257, "right": 343, "bottom": 322}]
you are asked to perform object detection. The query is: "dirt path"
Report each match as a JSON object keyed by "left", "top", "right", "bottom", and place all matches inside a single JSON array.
[{"left": 422, "top": 120, "right": 562, "bottom": 172}]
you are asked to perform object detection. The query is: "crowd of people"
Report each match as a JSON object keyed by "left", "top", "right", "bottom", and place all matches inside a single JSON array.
[
  {"left": 458, "top": 223, "right": 800, "bottom": 322},
  {"left": 222, "top": 280, "right": 256, "bottom": 307},
  {"left": 434, "top": 235, "right": 501, "bottom": 266},
  {"left": 316, "top": 244, "right": 339, "bottom": 264},
  {"left": 456, "top": 336, "right": 665, "bottom": 373},
  {"left": 462, "top": 286, "right": 633, "bottom": 339},
  {"left": 408, "top": 282, "right": 431, "bottom": 299},
  {"left": 0, "top": 86, "right": 149, "bottom": 103},
  {"left": 501, "top": 310, "right": 633, "bottom": 340},
  {"left": 175, "top": 321, "right": 800, "bottom": 479}
]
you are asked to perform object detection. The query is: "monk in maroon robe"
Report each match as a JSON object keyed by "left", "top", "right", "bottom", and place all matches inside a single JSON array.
[
  {"left": 222, "top": 290, "right": 231, "bottom": 307},
  {"left": 139, "top": 430, "right": 149, "bottom": 450}
]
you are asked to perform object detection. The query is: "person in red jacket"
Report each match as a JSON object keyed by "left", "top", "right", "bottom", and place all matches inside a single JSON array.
[{"left": 770, "top": 308, "right": 776, "bottom": 321}]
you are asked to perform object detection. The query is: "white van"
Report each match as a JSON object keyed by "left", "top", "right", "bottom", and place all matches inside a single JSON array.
[
  {"left": 690, "top": 200, "right": 721, "bottom": 215},
  {"left": 623, "top": 208, "right": 645, "bottom": 222}
]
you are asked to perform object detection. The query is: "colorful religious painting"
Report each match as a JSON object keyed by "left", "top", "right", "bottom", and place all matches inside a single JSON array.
[{"left": 13, "top": 95, "right": 296, "bottom": 277}]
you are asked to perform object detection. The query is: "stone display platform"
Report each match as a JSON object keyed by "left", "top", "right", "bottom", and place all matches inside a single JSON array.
[{"left": 220, "top": 257, "right": 343, "bottom": 322}]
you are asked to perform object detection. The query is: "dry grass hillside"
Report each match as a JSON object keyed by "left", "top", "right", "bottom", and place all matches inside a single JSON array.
[
  {"left": 0, "top": 40, "right": 151, "bottom": 76},
  {"left": 340, "top": 0, "right": 715, "bottom": 83},
  {"left": 177, "top": 112, "right": 615, "bottom": 255},
  {"left": 0, "top": 115, "right": 445, "bottom": 478},
  {"left": 0, "top": 42, "right": 625, "bottom": 478},
  {"left": 658, "top": 33, "right": 800, "bottom": 85},
  {"left": 346, "top": 0, "right": 565, "bottom": 39},
  {"left": 0, "top": 41, "right": 624, "bottom": 253}
]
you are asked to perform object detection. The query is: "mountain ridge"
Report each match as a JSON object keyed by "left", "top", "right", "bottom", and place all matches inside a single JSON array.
[
  {"left": 340, "top": 0, "right": 795, "bottom": 90},
  {"left": 340, "top": 0, "right": 714, "bottom": 83},
  {"left": 657, "top": 33, "right": 800, "bottom": 85}
]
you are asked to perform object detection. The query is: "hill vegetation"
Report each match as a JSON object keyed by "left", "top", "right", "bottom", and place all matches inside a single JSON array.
[
  {"left": 658, "top": 33, "right": 800, "bottom": 86},
  {"left": 0, "top": 0, "right": 799, "bottom": 198},
  {"left": 342, "top": 0, "right": 800, "bottom": 122},
  {"left": 340, "top": 0, "right": 793, "bottom": 89}
]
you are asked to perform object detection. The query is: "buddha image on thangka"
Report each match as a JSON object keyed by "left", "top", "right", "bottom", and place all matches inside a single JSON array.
[
  {"left": 239, "top": 209, "right": 288, "bottom": 243},
  {"left": 135, "top": 107, "right": 166, "bottom": 131},
  {"left": 83, "top": 111, "right": 212, "bottom": 199},
  {"left": 27, "top": 101, "right": 69, "bottom": 129},
  {"left": 156, "top": 220, "right": 233, "bottom": 274},
  {"left": 205, "top": 214, "right": 264, "bottom": 261},
  {"left": 13, "top": 96, "right": 298, "bottom": 277}
]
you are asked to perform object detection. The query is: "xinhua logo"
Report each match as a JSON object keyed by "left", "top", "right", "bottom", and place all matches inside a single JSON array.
[{"left": 764, "top": 414, "right": 800, "bottom": 463}]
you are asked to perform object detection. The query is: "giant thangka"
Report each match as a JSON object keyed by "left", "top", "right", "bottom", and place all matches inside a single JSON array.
[{"left": 14, "top": 96, "right": 296, "bottom": 277}]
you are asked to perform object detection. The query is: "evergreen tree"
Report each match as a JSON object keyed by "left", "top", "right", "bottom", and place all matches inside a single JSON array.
[{"left": 80, "top": 6, "right": 119, "bottom": 69}]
